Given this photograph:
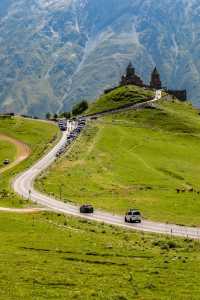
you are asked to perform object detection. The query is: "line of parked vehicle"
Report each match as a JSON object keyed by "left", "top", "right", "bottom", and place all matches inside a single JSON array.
[
  {"left": 58, "top": 118, "right": 68, "bottom": 131},
  {"left": 56, "top": 118, "right": 86, "bottom": 158}
]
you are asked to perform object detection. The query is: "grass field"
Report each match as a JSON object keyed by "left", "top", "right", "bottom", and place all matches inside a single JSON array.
[
  {"left": 0, "top": 116, "right": 60, "bottom": 207},
  {"left": 0, "top": 139, "right": 16, "bottom": 168},
  {"left": 86, "top": 85, "right": 154, "bottom": 115},
  {"left": 37, "top": 99, "right": 200, "bottom": 226},
  {"left": 1, "top": 211, "right": 200, "bottom": 300}
]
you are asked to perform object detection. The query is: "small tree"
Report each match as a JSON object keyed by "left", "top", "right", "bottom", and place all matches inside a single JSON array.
[
  {"left": 46, "top": 112, "right": 51, "bottom": 120},
  {"left": 72, "top": 101, "right": 88, "bottom": 116},
  {"left": 60, "top": 112, "right": 71, "bottom": 119},
  {"left": 53, "top": 113, "right": 58, "bottom": 119}
]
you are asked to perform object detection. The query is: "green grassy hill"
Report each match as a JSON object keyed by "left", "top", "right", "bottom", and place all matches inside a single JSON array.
[
  {"left": 37, "top": 99, "right": 200, "bottom": 226},
  {"left": 1, "top": 211, "right": 200, "bottom": 300},
  {"left": 1, "top": 95, "right": 200, "bottom": 299},
  {"left": 0, "top": 116, "right": 60, "bottom": 207},
  {"left": 86, "top": 85, "right": 154, "bottom": 115},
  {"left": 0, "top": 140, "right": 16, "bottom": 169}
]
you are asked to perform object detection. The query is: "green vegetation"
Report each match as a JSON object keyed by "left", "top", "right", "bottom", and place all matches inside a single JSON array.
[
  {"left": 86, "top": 85, "right": 154, "bottom": 115},
  {"left": 37, "top": 99, "right": 200, "bottom": 226},
  {"left": 0, "top": 140, "right": 16, "bottom": 168},
  {"left": 46, "top": 112, "right": 51, "bottom": 120},
  {"left": 60, "top": 111, "right": 71, "bottom": 119},
  {"left": 0, "top": 116, "right": 60, "bottom": 207},
  {"left": 72, "top": 100, "right": 89, "bottom": 116},
  {"left": 1, "top": 211, "right": 200, "bottom": 299}
]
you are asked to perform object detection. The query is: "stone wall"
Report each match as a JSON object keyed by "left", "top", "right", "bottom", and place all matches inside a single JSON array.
[{"left": 167, "top": 90, "right": 187, "bottom": 101}]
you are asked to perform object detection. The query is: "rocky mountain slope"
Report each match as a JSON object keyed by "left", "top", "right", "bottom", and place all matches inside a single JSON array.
[{"left": 0, "top": 0, "right": 200, "bottom": 116}]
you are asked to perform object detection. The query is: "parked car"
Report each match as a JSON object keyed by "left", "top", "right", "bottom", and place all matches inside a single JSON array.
[
  {"left": 3, "top": 159, "right": 10, "bottom": 165},
  {"left": 125, "top": 209, "right": 142, "bottom": 223},
  {"left": 60, "top": 126, "right": 67, "bottom": 131},
  {"left": 78, "top": 122, "right": 85, "bottom": 126},
  {"left": 80, "top": 204, "right": 94, "bottom": 214}
]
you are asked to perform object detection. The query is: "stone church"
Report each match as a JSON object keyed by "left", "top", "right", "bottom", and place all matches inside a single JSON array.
[
  {"left": 150, "top": 67, "right": 162, "bottom": 89},
  {"left": 119, "top": 62, "right": 187, "bottom": 101},
  {"left": 120, "top": 63, "right": 144, "bottom": 87}
]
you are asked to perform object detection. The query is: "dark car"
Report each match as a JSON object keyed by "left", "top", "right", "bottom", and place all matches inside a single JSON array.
[
  {"left": 125, "top": 209, "right": 142, "bottom": 223},
  {"left": 80, "top": 204, "right": 94, "bottom": 214},
  {"left": 60, "top": 126, "right": 67, "bottom": 131},
  {"left": 3, "top": 159, "right": 10, "bottom": 165}
]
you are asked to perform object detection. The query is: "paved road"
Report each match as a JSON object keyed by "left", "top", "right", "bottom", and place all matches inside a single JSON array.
[{"left": 12, "top": 91, "right": 200, "bottom": 239}]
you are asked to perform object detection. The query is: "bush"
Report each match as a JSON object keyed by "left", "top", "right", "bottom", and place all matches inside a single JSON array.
[
  {"left": 60, "top": 112, "right": 71, "bottom": 119},
  {"left": 153, "top": 239, "right": 178, "bottom": 250},
  {"left": 46, "top": 112, "right": 51, "bottom": 120},
  {"left": 72, "top": 101, "right": 88, "bottom": 116}
]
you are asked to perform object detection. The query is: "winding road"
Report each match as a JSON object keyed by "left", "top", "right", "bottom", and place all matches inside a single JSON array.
[{"left": 12, "top": 91, "right": 200, "bottom": 239}]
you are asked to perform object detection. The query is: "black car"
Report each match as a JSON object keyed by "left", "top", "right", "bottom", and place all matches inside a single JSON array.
[
  {"left": 3, "top": 159, "right": 10, "bottom": 165},
  {"left": 80, "top": 204, "right": 94, "bottom": 214},
  {"left": 60, "top": 126, "right": 67, "bottom": 131}
]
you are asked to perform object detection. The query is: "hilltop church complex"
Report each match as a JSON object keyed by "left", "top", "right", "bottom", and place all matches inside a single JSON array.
[{"left": 119, "top": 63, "right": 187, "bottom": 101}]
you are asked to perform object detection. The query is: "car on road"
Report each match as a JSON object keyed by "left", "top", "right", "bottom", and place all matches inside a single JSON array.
[
  {"left": 3, "top": 159, "right": 10, "bottom": 165},
  {"left": 60, "top": 125, "right": 67, "bottom": 131},
  {"left": 78, "top": 122, "right": 85, "bottom": 126},
  {"left": 80, "top": 204, "right": 94, "bottom": 214},
  {"left": 125, "top": 209, "right": 142, "bottom": 223}
]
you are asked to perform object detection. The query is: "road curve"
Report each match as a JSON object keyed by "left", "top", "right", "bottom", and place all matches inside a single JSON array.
[
  {"left": 12, "top": 91, "right": 200, "bottom": 239},
  {"left": 0, "top": 133, "right": 30, "bottom": 174}
]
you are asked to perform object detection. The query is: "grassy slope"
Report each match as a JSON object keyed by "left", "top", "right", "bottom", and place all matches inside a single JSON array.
[
  {"left": 1, "top": 212, "right": 200, "bottom": 300},
  {"left": 0, "top": 116, "right": 60, "bottom": 207},
  {"left": 86, "top": 85, "right": 154, "bottom": 115},
  {"left": 37, "top": 100, "right": 200, "bottom": 226},
  {"left": 0, "top": 140, "right": 16, "bottom": 168}
]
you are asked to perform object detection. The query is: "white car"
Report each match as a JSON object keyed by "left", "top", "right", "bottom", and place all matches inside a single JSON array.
[{"left": 125, "top": 209, "right": 142, "bottom": 223}]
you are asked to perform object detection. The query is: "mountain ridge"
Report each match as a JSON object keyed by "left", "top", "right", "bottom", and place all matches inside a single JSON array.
[{"left": 0, "top": 0, "right": 199, "bottom": 116}]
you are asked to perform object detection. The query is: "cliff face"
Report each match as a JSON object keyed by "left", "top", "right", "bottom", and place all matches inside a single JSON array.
[{"left": 0, "top": 0, "right": 200, "bottom": 116}]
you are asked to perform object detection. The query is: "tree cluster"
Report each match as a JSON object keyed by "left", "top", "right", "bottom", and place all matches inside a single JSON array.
[{"left": 46, "top": 100, "right": 88, "bottom": 120}]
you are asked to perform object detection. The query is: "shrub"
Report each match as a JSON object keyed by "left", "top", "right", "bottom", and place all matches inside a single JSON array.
[
  {"left": 153, "top": 239, "right": 178, "bottom": 250},
  {"left": 60, "top": 112, "right": 71, "bottom": 119},
  {"left": 72, "top": 101, "right": 88, "bottom": 116},
  {"left": 46, "top": 112, "right": 51, "bottom": 119}
]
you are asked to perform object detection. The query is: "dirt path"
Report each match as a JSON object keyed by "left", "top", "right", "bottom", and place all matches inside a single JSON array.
[
  {"left": 0, "top": 207, "right": 48, "bottom": 213},
  {"left": 0, "top": 133, "right": 31, "bottom": 174},
  {"left": 0, "top": 134, "right": 47, "bottom": 213}
]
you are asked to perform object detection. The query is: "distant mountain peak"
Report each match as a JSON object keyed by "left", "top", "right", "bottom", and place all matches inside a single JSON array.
[
  {"left": 0, "top": 0, "right": 199, "bottom": 117},
  {"left": 37, "top": 0, "right": 73, "bottom": 9}
]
